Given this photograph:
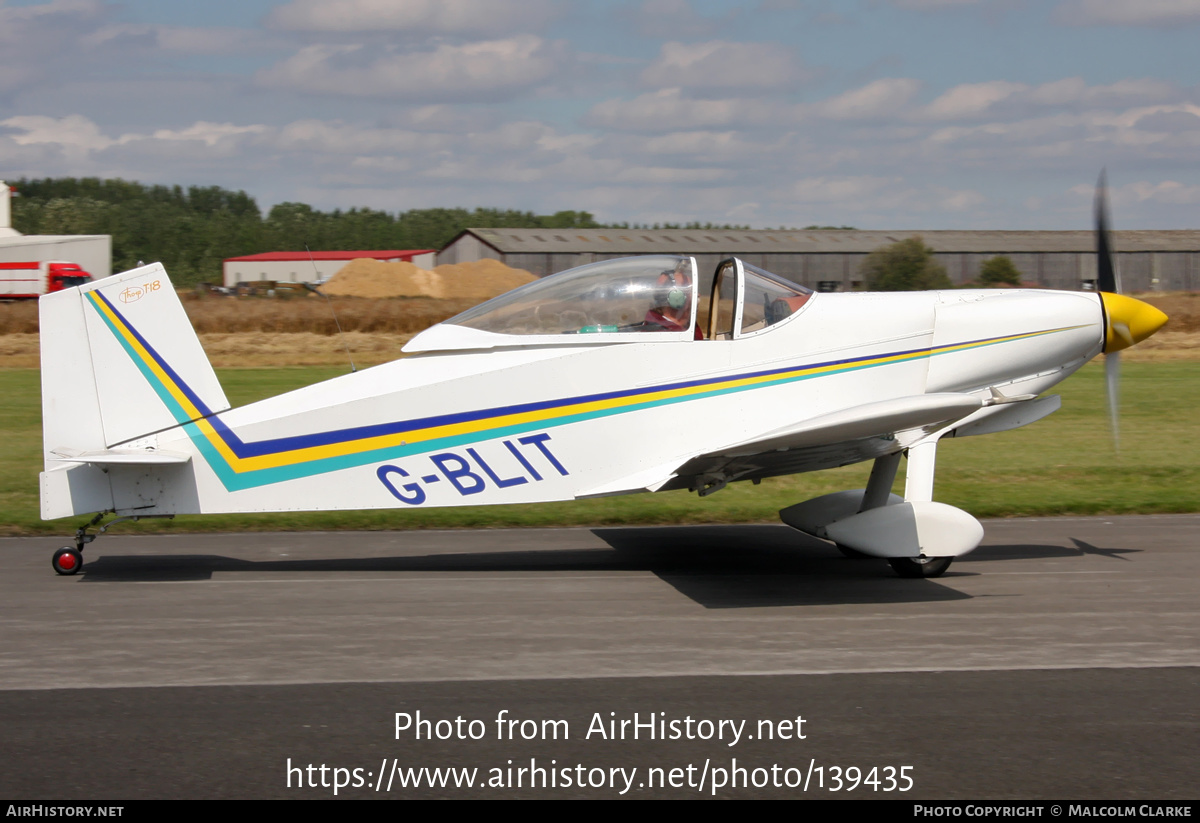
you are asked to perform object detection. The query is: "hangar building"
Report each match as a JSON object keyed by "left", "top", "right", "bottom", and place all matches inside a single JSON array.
[{"left": 438, "top": 228, "right": 1200, "bottom": 292}]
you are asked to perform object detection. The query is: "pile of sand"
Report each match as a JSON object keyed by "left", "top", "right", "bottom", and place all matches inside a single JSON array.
[
  {"left": 318, "top": 259, "right": 436, "bottom": 298},
  {"left": 432, "top": 258, "right": 538, "bottom": 299},
  {"left": 319, "top": 258, "right": 535, "bottom": 300}
]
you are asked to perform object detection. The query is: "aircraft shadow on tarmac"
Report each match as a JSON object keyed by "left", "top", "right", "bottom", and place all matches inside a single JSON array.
[
  {"left": 966, "top": 536, "right": 1139, "bottom": 563},
  {"left": 72, "top": 525, "right": 1138, "bottom": 608}
]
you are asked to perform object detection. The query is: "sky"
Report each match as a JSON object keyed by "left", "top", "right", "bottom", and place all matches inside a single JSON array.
[{"left": 2, "top": 0, "right": 1200, "bottom": 230}]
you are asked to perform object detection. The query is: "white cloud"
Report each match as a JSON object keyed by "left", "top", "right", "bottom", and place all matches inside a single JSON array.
[
  {"left": 147, "top": 122, "right": 270, "bottom": 147},
  {"left": 256, "top": 36, "right": 568, "bottom": 101},
  {"left": 1123, "top": 180, "right": 1200, "bottom": 204},
  {"left": 923, "top": 81, "right": 1028, "bottom": 119},
  {"left": 640, "top": 40, "right": 811, "bottom": 92},
  {"left": 819, "top": 78, "right": 922, "bottom": 119},
  {"left": 1070, "top": 178, "right": 1200, "bottom": 206},
  {"left": 940, "top": 188, "right": 985, "bottom": 210},
  {"left": 1027, "top": 77, "right": 1176, "bottom": 106},
  {"left": 1, "top": 114, "right": 268, "bottom": 156},
  {"left": 535, "top": 132, "right": 603, "bottom": 156},
  {"left": 585, "top": 88, "right": 784, "bottom": 132},
  {"left": 917, "top": 77, "right": 1182, "bottom": 124},
  {"left": 81, "top": 23, "right": 267, "bottom": 55},
  {"left": 0, "top": 0, "right": 102, "bottom": 25},
  {"left": 1055, "top": 0, "right": 1200, "bottom": 27},
  {"left": 1110, "top": 103, "right": 1200, "bottom": 129},
  {"left": 275, "top": 120, "right": 445, "bottom": 154},
  {"left": 267, "top": 0, "right": 560, "bottom": 34},
  {"left": 640, "top": 130, "right": 744, "bottom": 156},
  {"left": 916, "top": 99, "right": 1200, "bottom": 176},
  {"left": 1, "top": 114, "right": 115, "bottom": 154}
]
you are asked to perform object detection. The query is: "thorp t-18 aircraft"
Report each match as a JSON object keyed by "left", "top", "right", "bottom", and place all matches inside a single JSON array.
[{"left": 40, "top": 186, "right": 1167, "bottom": 577}]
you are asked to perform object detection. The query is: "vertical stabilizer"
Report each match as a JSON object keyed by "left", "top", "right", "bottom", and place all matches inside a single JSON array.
[{"left": 40, "top": 264, "right": 228, "bottom": 518}]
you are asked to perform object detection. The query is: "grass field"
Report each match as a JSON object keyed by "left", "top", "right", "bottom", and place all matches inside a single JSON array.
[{"left": 2, "top": 361, "right": 1197, "bottom": 537}]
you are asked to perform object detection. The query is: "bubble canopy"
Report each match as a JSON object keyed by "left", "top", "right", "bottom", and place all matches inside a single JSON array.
[
  {"left": 452, "top": 255, "right": 696, "bottom": 333},
  {"left": 403, "top": 255, "right": 812, "bottom": 352}
]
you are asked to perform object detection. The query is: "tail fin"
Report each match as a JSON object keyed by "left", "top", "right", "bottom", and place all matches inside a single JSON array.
[{"left": 40, "top": 263, "right": 228, "bottom": 518}]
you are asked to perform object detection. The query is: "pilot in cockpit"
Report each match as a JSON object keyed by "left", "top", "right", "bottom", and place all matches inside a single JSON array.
[{"left": 643, "top": 260, "right": 703, "bottom": 339}]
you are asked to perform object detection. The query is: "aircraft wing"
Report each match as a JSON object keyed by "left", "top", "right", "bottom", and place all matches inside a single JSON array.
[
  {"left": 717, "top": 393, "right": 984, "bottom": 456},
  {"left": 581, "top": 393, "right": 984, "bottom": 497}
]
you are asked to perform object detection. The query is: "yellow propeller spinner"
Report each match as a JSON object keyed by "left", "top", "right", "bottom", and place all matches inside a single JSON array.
[{"left": 1100, "top": 292, "right": 1169, "bottom": 353}]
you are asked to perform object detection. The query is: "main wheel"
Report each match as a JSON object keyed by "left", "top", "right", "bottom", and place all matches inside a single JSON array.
[
  {"left": 52, "top": 547, "right": 83, "bottom": 576},
  {"left": 888, "top": 556, "right": 952, "bottom": 578}
]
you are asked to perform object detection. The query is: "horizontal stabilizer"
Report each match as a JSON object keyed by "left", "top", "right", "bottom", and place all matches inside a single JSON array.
[
  {"left": 40, "top": 465, "right": 114, "bottom": 521},
  {"left": 49, "top": 448, "right": 192, "bottom": 466}
]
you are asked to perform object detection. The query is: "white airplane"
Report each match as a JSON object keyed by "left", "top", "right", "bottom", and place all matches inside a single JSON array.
[{"left": 39, "top": 191, "right": 1167, "bottom": 578}]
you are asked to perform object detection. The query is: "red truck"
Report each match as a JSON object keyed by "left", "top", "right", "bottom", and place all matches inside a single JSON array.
[{"left": 0, "top": 261, "right": 94, "bottom": 298}]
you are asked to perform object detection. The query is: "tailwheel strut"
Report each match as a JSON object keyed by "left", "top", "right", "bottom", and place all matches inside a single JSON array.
[{"left": 51, "top": 511, "right": 174, "bottom": 576}]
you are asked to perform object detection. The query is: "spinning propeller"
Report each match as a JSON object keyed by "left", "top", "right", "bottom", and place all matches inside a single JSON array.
[{"left": 1093, "top": 171, "right": 1169, "bottom": 451}]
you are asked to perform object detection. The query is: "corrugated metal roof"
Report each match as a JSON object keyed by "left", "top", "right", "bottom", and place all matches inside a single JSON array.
[
  {"left": 458, "top": 228, "right": 1200, "bottom": 254},
  {"left": 224, "top": 250, "right": 433, "bottom": 263}
]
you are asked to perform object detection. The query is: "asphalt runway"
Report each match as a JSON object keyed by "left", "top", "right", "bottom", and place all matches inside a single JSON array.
[{"left": 1, "top": 515, "right": 1197, "bottom": 799}]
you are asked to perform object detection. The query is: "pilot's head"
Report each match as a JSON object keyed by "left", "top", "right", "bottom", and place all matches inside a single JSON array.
[{"left": 654, "top": 262, "right": 692, "bottom": 318}]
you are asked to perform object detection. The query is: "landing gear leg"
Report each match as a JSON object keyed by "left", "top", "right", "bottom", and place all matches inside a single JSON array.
[
  {"left": 860, "top": 452, "right": 902, "bottom": 512},
  {"left": 886, "top": 440, "right": 955, "bottom": 578},
  {"left": 838, "top": 453, "right": 902, "bottom": 559}
]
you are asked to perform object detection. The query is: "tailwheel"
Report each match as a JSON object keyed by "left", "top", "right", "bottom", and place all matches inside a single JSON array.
[
  {"left": 888, "top": 556, "right": 952, "bottom": 578},
  {"left": 52, "top": 546, "right": 83, "bottom": 576}
]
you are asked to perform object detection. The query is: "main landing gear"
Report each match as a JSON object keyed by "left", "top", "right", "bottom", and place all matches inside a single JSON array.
[
  {"left": 778, "top": 442, "right": 984, "bottom": 578},
  {"left": 51, "top": 511, "right": 174, "bottom": 576}
]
